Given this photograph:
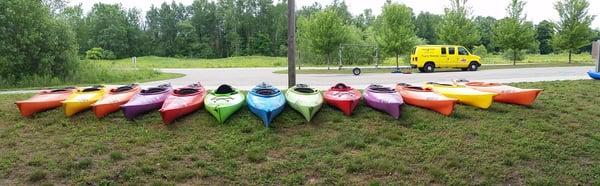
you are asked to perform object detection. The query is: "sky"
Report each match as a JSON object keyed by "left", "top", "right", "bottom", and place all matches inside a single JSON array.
[{"left": 68, "top": 0, "right": 600, "bottom": 29}]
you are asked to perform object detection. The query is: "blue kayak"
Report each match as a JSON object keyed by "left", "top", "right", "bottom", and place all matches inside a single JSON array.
[
  {"left": 588, "top": 70, "right": 600, "bottom": 80},
  {"left": 246, "top": 83, "right": 286, "bottom": 127}
]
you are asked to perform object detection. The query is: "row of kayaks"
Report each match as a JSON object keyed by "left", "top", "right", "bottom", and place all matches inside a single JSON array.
[{"left": 15, "top": 81, "right": 543, "bottom": 126}]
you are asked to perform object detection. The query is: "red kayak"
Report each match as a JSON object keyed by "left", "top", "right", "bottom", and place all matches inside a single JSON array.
[
  {"left": 15, "top": 87, "right": 77, "bottom": 117},
  {"left": 324, "top": 83, "right": 362, "bottom": 116},
  {"left": 159, "top": 83, "right": 206, "bottom": 124}
]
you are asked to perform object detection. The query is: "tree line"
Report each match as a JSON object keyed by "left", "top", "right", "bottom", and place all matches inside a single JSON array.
[{"left": 1, "top": 0, "right": 598, "bottom": 83}]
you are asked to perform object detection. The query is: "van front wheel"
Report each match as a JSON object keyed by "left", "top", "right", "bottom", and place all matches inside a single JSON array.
[
  {"left": 468, "top": 62, "right": 479, "bottom": 71},
  {"left": 423, "top": 62, "right": 435, "bottom": 73}
]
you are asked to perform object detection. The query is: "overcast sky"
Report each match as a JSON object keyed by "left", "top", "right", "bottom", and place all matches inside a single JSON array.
[{"left": 68, "top": 0, "right": 600, "bottom": 29}]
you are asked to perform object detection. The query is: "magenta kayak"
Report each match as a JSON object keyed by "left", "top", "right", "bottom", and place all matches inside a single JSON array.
[{"left": 363, "top": 84, "right": 404, "bottom": 119}]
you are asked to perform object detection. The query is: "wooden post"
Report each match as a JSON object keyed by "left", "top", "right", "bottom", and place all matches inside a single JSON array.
[{"left": 287, "top": 0, "right": 296, "bottom": 87}]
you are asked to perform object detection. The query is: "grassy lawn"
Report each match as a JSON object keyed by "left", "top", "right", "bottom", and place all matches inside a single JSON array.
[
  {"left": 1, "top": 80, "right": 599, "bottom": 184},
  {"left": 273, "top": 63, "right": 593, "bottom": 74},
  {"left": 92, "top": 53, "right": 593, "bottom": 69},
  {"left": 92, "top": 56, "right": 287, "bottom": 69}
]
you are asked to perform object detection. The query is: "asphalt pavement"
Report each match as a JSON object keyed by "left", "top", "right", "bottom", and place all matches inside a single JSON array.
[{"left": 1, "top": 66, "right": 594, "bottom": 94}]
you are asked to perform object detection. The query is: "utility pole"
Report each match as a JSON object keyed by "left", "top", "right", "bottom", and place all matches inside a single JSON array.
[{"left": 287, "top": 0, "right": 296, "bottom": 87}]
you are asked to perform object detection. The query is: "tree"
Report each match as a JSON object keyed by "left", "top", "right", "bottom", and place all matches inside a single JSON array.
[
  {"left": 474, "top": 16, "right": 498, "bottom": 52},
  {"left": 552, "top": 0, "right": 595, "bottom": 63},
  {"left": 375, "top": 2, "right": 417, "bottom": 69},
  {"left": 536, "top": 20, "right": 555, "bottom": 54},
  {"left": 86, "top": 3, "right": 131, "bottom": 58},
  {"left": 303, "top": 9, "right": 349, "bottom": 69},
  {"left": 0, "top": 0, "right": 78, "bottom": 83},
  {"left": 493, "top": 0, "right": 537, "bottom": 65},
  {"left": 59, "top": 4, "right": 89, "bottom": 54},
  {"left": 437, "top": 0, "right": 480, "bottom": 48},
  {"left": 415, "top": 12, "right": 442, "bottom": 44}
]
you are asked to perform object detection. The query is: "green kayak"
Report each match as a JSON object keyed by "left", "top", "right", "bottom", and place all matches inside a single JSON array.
[
  {"left": 204, "top": 84, "right": 245, "bottom": 124},
  {"left": 285, "top": 84, "right": 323, "bottom": 122}
]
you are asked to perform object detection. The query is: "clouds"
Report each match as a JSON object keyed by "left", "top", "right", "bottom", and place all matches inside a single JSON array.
[{"left": 68, "top": 0, "right": 600, "bottom": 28}]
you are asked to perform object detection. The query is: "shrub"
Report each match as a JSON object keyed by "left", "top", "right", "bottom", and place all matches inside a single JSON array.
[
  {"left": 86, "top": 47, "right": 104, "bottom": 60},
  {"left": 102, "top": 50, "right": 117, "bottom": 60},
  {"left": 473, "top": 45, "right": 488, "bottom": 57}
]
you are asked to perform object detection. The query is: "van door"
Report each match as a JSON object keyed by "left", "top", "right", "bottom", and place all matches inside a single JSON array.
[
  {"left": 439, "top": 47, "right": 448, "bottom": 67},
  {"left": 447, "top": 47, "right": 458, "bottom": 67},
  {"left": 457, "top": 47, "right": 470, "bottom": 68}
]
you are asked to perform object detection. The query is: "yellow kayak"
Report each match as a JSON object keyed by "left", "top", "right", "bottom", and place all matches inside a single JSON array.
[
  {"left": 424, "top": 82, "right": 496, "bottom": 109},
  {"left": 63, "top": 85, "right": 107, "bottom": 116}
]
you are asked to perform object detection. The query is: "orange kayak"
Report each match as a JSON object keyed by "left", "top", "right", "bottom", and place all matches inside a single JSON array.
[
  {"left": 92, "top": 84, "right": 141, "bottom": 118},
  {"left": 395, "top": 83, "right": 457, "bottom": 116},
  {"left": 462, "top": 82, "right": 542, "bottom": 106},
  {"left": 15, "top": 87, "right": 77, "bottom": 117}
]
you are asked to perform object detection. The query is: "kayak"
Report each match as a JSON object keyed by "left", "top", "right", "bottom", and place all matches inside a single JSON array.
[
  {"left": 363, "top": 84, "right": 404, "bottom": 119},
  {"left": 460, "top": 81, "right": 542, "bottom": 106},
  {"left": 285, "top": 84, "right": 323, "bottom": 122},
  {"left": 588, "top": 70, "right": 600, "bottom": 80},
  {"left": 159, "top": 83, "right": 206, "bottom": 124},
  {"left": 92, "top": 84, "right": 141, "bottom": 118},
  {"left": 424, "top": 82, "right": 496, "bottom": 109},
  {"left": 121, "top": 84, "right": 172, "bottom": 120},
  {"left": 246, "top": 83, "right": 285, "bottom": 127},
  {"left": 324, "top": 83, "right": 361, "bottom": 116},
  {"left": 63, "top": 85, "right": 107, "bottom": 116},
  {"left": 205, "top": 84, "right": 245, "bottom": 124},
  {"left": 395, "top": 83, "right": 456, "bottom": 116},
  {"left": 15, "top": 87, "right": 77, "bottom": 117}
]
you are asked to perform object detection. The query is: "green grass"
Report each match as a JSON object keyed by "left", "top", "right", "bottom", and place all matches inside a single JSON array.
[
  {"left": 92, "top": 56, "right": 288, "bottom": 69},
  {"left": 1, "top": 80, "right": 599, "bottom": 184},
  {"left": 0, "top": 62, "right": 184, "bottom": 90},
  {"left": 92, "top": 53, "right": 593, "bottom": 69},
  {"left": 273, "top": 63, "right": 593, "bottom": 74}
]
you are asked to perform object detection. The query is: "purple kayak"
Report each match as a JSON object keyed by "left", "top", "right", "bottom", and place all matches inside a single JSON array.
[
  {"left": 363, "top": 84, "right": 404, "bottom": 119},
  {"left": 121, "top": 84, "right": 172, "bottom": 120}
]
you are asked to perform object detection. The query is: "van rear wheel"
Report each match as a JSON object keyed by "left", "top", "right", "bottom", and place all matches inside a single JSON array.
[
  {"left": 423, "top": 62, "right": 435, "bottom": 73},
  {"left": 467, "top": 62, "right": 479, "bottom": 71}
]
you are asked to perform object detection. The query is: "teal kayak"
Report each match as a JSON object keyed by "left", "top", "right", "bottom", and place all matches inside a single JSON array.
[
  {"left": 285, "top": 84, "right": 323, "bottom": 122},
  {"left": 204, "top": 84, "right": 245, "bottom": 124}
]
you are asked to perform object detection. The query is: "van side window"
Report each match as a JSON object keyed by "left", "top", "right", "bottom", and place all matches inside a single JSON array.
[
  {"left": 458, "top": 47, "right": 469, "bottom": 55},
  {"left": 441, "top": 47, "right": 446, "bottom": 55},
  {"left": 449, "top": 47, "right": 455, "bottom": 55}
]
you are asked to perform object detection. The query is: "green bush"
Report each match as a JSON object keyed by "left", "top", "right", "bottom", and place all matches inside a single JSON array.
[
  {"left": 0, "top": 0, "right": 79, "bottom": 82},
  {"left": 102, "top": 50, "right": 117, "bottom": 60},
  {"left": 472, "top": 45, "right": 488, "bottom": 57},
  {"left": 502, "top": 49, "right": 526, "bottom": 61},
  {"left": 85, "top": 47, "right": 104, "bottom": 60}
]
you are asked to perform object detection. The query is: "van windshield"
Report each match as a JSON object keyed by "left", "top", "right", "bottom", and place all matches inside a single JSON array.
[{"left": 458, "top": 47, "right": 469, "bottom": 55}]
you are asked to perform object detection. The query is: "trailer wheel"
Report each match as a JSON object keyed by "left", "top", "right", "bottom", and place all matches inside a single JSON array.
[{"left": 352, "top": 67, "right": 361, "bottom": 75}]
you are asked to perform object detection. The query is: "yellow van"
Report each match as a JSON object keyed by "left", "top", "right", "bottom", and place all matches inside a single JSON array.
[{"left": 410, "top": 45, "right": 481, "bottom": 73}]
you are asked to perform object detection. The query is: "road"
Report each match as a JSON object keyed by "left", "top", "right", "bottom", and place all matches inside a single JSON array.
[
  {"left": 145, "top": 66, "right": 593, "bottom": 90},
  {"left": 0, "top": 66, "right": 593, "bottom": 94}
]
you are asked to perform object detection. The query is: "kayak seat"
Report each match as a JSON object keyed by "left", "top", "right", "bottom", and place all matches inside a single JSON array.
[
  {"left": 255, "top": 88, "right": 277, "bottom": 96},
  {"left": 142, "top": 87, "right": 167, "bottom": 94},
  {"left": 50, "top": 87, "right": 75, "bottom": 93},
  {"left": 176, "top": 88, "right": 199, "bottom": 95},
  {"left": 82, "top": 87, "right": 102, "bottom": 92},
  {"left": 396, "top": 83, "right": 412, "bottom": 87},
  {"left": 334, "top": 83, "right": 348, "bottom": 89},
  {"left": 294, "top": 87, "right": 315, "bottom": 93},
  {"left": 112, "top": 85, "right": 135, "bottom": 93},
  {"left": 368, "top": 85, "right": 395, "bottom": 93},
  {"left": 215, "top": 84, "right": 235, "bottom": 94}
]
